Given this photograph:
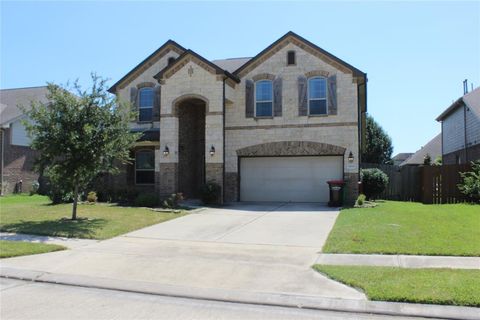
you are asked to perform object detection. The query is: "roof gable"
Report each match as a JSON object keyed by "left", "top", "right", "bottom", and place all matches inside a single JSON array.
[
  {"left": 234, "top": 31, "right": 366, "bottom": 79},
  {"left": 108, "top": 40, "right": 186, "bottom": 93},
  {"left": 153, "top": 49, "right": 240, "bottom": 84},
  {"left": 0, "top": 86, "right": 49, "bottom": 126}
]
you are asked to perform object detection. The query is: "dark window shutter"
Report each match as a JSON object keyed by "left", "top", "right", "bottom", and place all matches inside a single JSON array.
[
  {"left": 298, "top": 76, "right": 307, "bottom": 116},
  {"left": 245, "top": 79, "right": 254, "bottom": 118},
  {"left": 153, "top": 85, "right": 161, "bottom": 121},
  {"left": 328, "top": 75, "right": 337, "bottom": 115},
  {"left": 130, "top": 87, "right": 138, "bottom": 111},
  {"left": 273, "top": 77, "right": 282, "bottom": 117}
]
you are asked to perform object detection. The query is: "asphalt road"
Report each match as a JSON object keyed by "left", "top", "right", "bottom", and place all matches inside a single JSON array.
[{"left": 0, "top": 278, "right": 432, "bottom": 320}]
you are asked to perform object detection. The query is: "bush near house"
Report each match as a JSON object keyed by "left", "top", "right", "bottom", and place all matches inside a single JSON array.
[
  {"left": 458, "top": 160, "right": 480, "bottom": 203},
  {"left": 360, "top": 168, "right": 389, "bottom": 200}
]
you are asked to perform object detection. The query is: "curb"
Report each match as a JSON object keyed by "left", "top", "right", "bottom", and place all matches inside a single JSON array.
[{"left": 1, "top": 266, "right": 478, "bottom": 320}]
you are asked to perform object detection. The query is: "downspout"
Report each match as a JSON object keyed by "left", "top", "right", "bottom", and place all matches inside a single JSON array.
[{"left": 222, "top": 76, "right": 226, "bottom": 204}]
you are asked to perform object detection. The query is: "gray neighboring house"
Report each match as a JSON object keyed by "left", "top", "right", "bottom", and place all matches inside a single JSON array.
[
  {"left": 436, "top": 87, "right": 480, "bottom": 165},
  {"left": 400, "top": 134, "right": 442, "bottom": 166},
  {"left": 392, "top": 153, "right": 413, "bottom": 166},
  {"left": 0, "top": 86, "right": 48, "bottom": 194}
]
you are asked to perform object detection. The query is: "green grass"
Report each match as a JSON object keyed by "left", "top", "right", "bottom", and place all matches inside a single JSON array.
[
  {"left": 0, "top": 240, "right": 66, "bottom": 258},
  {"left": 323, "top": 201, "right": 480, "bottom": 256},
  {"left": 0, "top": 194, "right": 187, "bottom": 240},
  {"left": 314, "top": 265, "right": 480, "bottom": 307}
]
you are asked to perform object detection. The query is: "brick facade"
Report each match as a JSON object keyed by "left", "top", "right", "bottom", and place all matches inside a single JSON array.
[{"left": 1, "top": 127, "right": 40, "bottom": 194}]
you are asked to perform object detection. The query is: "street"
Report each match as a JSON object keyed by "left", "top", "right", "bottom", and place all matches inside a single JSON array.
[{"left": 0, "top": 278, "right": 432, "bottom": 320}]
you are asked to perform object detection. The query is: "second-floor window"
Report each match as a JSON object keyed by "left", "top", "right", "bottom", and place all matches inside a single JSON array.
[
  {"left": 308, "top": 77, "right": 327, "bottom": 115},
  {"left": 139, "top": 87, "right": 154, "bottom": 122},
  {"left": 255, "top": 80, "right": 273, "bottom": 117}
]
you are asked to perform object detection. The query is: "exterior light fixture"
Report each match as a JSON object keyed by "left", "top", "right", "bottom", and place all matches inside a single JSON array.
[
  {"left": 210, "top": 145, "right": 215, "bottom": 156},
  {"left": 163, "top": 146, "right": 170, "bottom": 156},
  {"left": 348, "top": 151, "right": 354, "bottom": 162}
]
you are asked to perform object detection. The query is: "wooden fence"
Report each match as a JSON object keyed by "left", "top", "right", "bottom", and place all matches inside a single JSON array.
[{"left": 361, "top": 163, "right": 472, "bottom": 204}]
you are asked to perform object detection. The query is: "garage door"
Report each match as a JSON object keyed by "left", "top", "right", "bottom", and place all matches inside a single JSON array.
[{"left": 240, "top": 156, "right": 343, "bottom": 202}]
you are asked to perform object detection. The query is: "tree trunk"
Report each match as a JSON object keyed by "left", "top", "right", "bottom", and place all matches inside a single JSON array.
[{"left": 72, "top": 184, "right": 79, "bottom": 220}]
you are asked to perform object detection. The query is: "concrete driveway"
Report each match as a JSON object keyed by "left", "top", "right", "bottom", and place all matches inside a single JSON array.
[
  {"left": 126, "top": 202, "right": 339, "bottom": 247},
  {"left": 0, "top": 202, "right": 365, "bottom": 301}
]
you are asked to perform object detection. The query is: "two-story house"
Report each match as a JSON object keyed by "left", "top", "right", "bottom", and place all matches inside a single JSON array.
[
  {"left": 436, "top": 87, "right": 480, "bottom": 165},
  {"left": 108, "top": 32, "right": 367, "bottom": 204}
]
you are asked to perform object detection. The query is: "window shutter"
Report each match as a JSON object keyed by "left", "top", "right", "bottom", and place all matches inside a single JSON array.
[
  {"left": 153, "top": 85, "right": 161, "bottom": 121},
  {"left": 130, "top": 87, "right": 138, "bottom": 111},
  {"left": 298, "top": 76, "right": 307, "bottom": 116},
  {"left": 273, "top": 77, "right": 282, "bottom": 117},
  {"left": 245, "top": 79, "right": 254, "bottom": 118},
  {"left": 328, "top": 75, "right": 337, "bottom": 115}
]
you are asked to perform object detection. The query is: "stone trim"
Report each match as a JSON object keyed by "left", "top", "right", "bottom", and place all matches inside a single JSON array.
[
  {"left": 136, "top": 82, "right": 155, "bottom": 89},
  {"left": 252, "top": 73, "right": 276, "bottom": 81},
  {"left": 172, "top": 94, "right": 210, "bottom": 116},
  {"left": 164, "top": 55, "right": 215, "bottom": 79},
  {"left": 305, "top": 70, "right": 330, "bottom": 78},
  {"left": 116, "top": 44, "right": 184, "bottom": 91},
  {"left": 237, "top": 35, "right": 353, "bottom": 78},
  {"left": 236, "top": 141, "right": 346, "bottom": 157},
  {"left": 225, "top": 122, "right": 357, "bottom": 131}
]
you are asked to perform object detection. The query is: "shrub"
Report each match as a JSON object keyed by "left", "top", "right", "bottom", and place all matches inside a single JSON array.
[
  {"left": 163, "top": 193, "right": 184, "bottom": 209},
  {"left": 458, "top": 161, "right": 480, "bottom": 203},
  {"left": 356, "top": 194, "right": 366, "bottom": 206},
  {"left": 86, "top": 191, "right": 98, "bottom": 203},
  {"left": 360, "top": 168, "right": 389, "bottom": 200},
  {"left": 134, "top": 193, "right": 159, "bottom": 207},
  {"left": 201, "top": 181, "right": 221, "bottom": 205},
  {"left": 30, "top": 181, "right": 40, "bottom": 195}
]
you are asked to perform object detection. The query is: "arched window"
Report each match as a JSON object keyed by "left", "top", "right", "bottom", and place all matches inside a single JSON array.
[
  {"left": 135, "top": 149, "right": 155, "bottom": 184},
  {"left": 255, "top": 80, "right": 273, "bottom": 117},
  {"left": 138, "top": 87, "right": 154, "bottom": 122},
  {"left": 308, "top": 77, "right": 327, "bottom": 115}
]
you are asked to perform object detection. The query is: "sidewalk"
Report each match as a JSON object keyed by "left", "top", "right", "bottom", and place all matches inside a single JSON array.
[
  {"left": 316, "top": 253, "right": 480, "bottom": 269},
  {"left": 0, "top": 232, "right": 99, "bottom": 249}
]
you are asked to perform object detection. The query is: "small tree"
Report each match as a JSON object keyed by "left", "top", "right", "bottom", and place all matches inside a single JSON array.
[
  {"left": 360, "top": 168, "right": 389, "bottom": 200},
  {"left": 24, "top": 74, "right": 140, "bottom": 220},
  {"left": 362, "top": 114, "right": 393, "bottom": 164},
  {"left": 458, "top": 161, "right": 480, "bottom": 203},
  {"left": 433, "top": 155, "right": 442, "bottom": 166}
]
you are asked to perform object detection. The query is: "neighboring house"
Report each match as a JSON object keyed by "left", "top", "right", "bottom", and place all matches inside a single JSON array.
[
  {"left": 436, "top": 87, "right": 480, "bottom": 165},
  {"left": 0, "top": 86, "right": 48, "bottom": 194},
  {"left": 392, "top": 153, "right": 413, "bottom": 166},
  {"left": 400, "top": 134, "right": 442, "bottom": 166},
  {"left": 108, "top": 31, "right": 367, "bottom": 204}
]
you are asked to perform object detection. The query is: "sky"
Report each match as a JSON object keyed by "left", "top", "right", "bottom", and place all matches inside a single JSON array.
[{"left": 1, "top": 1, "right": 479, "bottom": 154}]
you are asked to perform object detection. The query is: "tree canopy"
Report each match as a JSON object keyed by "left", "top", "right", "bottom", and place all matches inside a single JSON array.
[
  {"left": 362, "top": 114, "right": 393, "bottom": 165},
  {"left": 24, "top": 74, "right": 139, "bottom": 219}
]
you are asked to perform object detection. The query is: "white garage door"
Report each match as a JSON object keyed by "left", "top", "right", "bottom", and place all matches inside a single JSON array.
[{"left": 240, "top": 156, "right": 343, "bottom": 202}]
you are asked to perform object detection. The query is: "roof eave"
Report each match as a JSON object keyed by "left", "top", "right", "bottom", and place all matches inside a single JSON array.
[{"left": 436, "top": 97, "right": 464, "bottom": 121}]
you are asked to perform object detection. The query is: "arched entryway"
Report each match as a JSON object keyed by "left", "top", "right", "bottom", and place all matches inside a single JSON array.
[{"left": 176, "top": 98, "right": 206, "bottom": 198}]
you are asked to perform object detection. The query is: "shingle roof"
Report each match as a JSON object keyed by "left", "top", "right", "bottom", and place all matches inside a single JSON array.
[
  {"left": 436, "top": 86, "right": 480, "bottom": 121},
  {"left": 0, "top": 86, "right": 49, "bottom": 126},
  {"left": 400, "top": 134, "right": 442, "bottom": 166},
  {"left": 463, "top": 86, "right": 480, "bottom": 118},
  {"left": 392, "top": 153, "right": 413, "bottom": 162},
  {"left": 211, "top": 57, "right": 251, "bottom": 73}
]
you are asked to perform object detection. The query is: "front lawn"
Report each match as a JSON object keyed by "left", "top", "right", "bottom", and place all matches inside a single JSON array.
[
  {"left": 323, "top": 201, "right": 480, "bottom": 256},
  {"left": 314, "top": 265, "right": 480, "bottom": 307},
  {"left": 0, "top": 194, "right": 187, "bottom": 240},
  {"left": 0, "top": 240, "right": 66, "bottom": 258}
]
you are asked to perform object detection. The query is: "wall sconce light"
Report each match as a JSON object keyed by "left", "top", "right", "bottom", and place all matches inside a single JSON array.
[
  {"left": 348, "top": 151, "right": 354, "bottom": 162},
  {"left": 210, "top": 145, "right": 215, "bottom": 156},
  {"left": 163, "top": 146, "right": 170, "bottom": 156}
]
